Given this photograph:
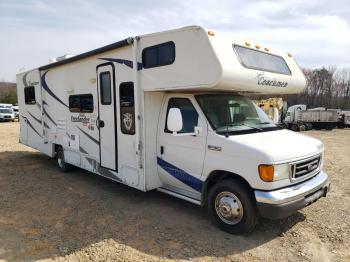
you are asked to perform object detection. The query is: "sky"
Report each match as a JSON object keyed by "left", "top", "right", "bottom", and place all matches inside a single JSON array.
[{"left": 0, "top": 0, "right": 349, "bottom": 82}]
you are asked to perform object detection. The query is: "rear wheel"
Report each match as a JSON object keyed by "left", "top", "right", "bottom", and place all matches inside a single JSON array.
[
  {"left": 290, "top": 124, "right": 300, "bottom": 132},
  {"left": 208, "top": 179, "right": 258, "bottom": 234},
  {"left": 56, "top": 147, "right": 71, "bottom": 172}
]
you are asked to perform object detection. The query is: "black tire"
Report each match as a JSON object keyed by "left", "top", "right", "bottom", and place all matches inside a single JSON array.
[
  {"left": 291, "top": 124, "right": 300, "bottom": 132},
  {"left": 325, "top": 124, "right": 333, "bottom": 130},
  {"left": 299, "top": 124, "right": 306, "bottom": 131},
  {"left": 56, "top": 147, "right": 71, "bottom": 172},
  {"left": 208, "top": 179, "right": 258, "bottom": 234}
]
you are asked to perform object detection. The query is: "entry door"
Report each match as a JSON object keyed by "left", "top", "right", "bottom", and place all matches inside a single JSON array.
[
  {"left": 97, "top": 64, "right": 117, "bottom": 171},
  {"left": 157, "top": 96, "right": 207, "bottom": 196}
]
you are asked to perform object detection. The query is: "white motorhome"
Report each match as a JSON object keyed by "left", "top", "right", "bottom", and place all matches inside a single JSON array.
[{"left": 17, "top": 26, "right": 330, "bottom": 234}]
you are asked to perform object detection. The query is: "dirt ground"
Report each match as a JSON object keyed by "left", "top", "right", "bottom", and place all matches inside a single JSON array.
[{"left": 0, "top": 122, "right": 349, "bottom": 262}]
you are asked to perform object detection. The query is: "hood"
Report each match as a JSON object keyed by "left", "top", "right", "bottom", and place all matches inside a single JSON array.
[{"left": 228, "top": 129, "right": 323, "bottom": 163}]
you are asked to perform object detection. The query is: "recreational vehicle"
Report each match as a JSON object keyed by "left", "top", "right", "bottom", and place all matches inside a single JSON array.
[{"left": 17, "top": 26, "right": 330, "bottom": 234}]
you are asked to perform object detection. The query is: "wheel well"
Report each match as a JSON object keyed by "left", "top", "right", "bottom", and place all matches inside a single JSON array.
[
  {"left": 54, "top": 144, "right": 62, "bottom": 156},
  {"left": 201, "top": 171, "right": 253, "bottom": 206}
]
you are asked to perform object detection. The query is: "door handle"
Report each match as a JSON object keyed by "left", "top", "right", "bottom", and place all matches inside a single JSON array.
[
  {"left": 160, "top": 146, "right": 164, "bottom": 155},
  {"left": 97, "top": 119, "right": 105, "bottom": 128}
]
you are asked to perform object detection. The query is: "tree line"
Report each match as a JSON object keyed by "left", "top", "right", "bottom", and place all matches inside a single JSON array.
[
  {"left": 0, "top": 82, "right": 17, "bottom": 105},
  {"left": 281, "top": 67, "right": 350, "bottom": 110}
]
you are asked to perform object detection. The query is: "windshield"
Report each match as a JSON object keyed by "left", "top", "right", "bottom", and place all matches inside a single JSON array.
[
  {"left": 0, "top": 109, "right": 13, "bottom": 114},
  {"left": 196, "top": 94, "right": 279, "bottom": 135}
]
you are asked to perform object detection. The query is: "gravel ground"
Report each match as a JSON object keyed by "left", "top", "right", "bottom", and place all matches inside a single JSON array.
[{"left": 0, "top": 122, "right": 349, "bottom": 262}]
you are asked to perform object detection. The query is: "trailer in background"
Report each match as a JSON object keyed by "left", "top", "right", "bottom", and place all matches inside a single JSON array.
[
  {"left": 283, "top": 105, "right": 338, "bottom": 131},
  {"left": 301, "top": 109, "right": 338, "bottom": 130}
]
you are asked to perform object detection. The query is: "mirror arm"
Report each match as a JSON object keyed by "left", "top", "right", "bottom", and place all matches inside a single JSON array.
[
  {"left": 172, "top": 132, "right": 197, "bottom": 137},
  {"left": 171, "top": 126, "right": 201, "bottom": 137}
]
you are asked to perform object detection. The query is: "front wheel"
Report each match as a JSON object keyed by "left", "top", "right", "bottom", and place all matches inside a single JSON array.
[
  {"left": 208, "top": 179, "right": 258, "bottom": 234},
  {"left": 56, "top": 147, "right": 71, "bottom": 172}
]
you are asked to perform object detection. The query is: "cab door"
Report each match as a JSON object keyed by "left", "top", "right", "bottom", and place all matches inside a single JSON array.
[
  {"left": 157, "top": 95, "right": 207, "bottom": 199},
  {"left": 97, "top": 64, "right": 117, "bottom": 171}
]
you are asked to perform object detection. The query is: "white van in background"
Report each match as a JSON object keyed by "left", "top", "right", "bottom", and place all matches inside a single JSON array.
[
  {"left": 12, "top": 105, "right": 19, "bottom": 120},
  {"left": 0, "top": 103, "right": 15, "bottom": 122},
  {"left": 17, "top": 26, "right": 330, "bottom": 234}
]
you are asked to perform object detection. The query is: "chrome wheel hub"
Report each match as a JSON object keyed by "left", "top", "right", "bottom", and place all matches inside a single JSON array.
[
  {"left": 215, "top": 191, "right": 243, "bottom": 225},
  {"left": 58, "top": 155, "right": 63, "bottom": 168}
]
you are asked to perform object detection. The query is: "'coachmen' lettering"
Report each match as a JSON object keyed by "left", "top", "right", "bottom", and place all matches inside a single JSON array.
[{"left": 256, "top": 73, "right": 288, "bottom": 87}]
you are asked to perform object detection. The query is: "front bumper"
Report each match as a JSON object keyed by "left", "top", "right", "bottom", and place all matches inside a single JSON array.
[{"left": 254, "top": 171, "right": 330, "bottom": 219}]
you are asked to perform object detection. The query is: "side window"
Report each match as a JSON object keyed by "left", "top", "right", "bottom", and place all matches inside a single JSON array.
[
  {"left": 165, "top": 98, "right": 199, "bottom": 133},
  {"left": 69, "top": 94, "right": 93, "bottom": 113},
  {"left": 142, "top": 41, "right": 175, "bottom": 69},
  {"left": 81, "top": 94, "right": 94, "bottom": 112},
  {"left": 120, "top": 82, "right": 135, "bottom": 135},
  {"left": 100, "top": 72, "right": 112, "bottom": 105},
  {"left": 24, "top": 86, "right": 36, "bottom": 104}
]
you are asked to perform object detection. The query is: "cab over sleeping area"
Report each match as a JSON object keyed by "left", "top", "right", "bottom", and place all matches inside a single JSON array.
[{"left": 16, "top": 26, "right": 330, "bottom": 234}]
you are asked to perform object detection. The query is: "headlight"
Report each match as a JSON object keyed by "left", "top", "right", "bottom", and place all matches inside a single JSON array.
[
  {"left": 274, "top": 163, "right": 291, "bottom": 181},
  {"left": 259, "top": 163, "right": 290, "bottom": 182}
]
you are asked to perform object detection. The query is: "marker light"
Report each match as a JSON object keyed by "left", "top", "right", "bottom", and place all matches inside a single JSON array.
[
  {"left": 259, "top": 165, "right": 274, "bottom": 182},
  {"left": 264, "top": 47, "right": 269, "bottom": 52},
  {"left": 208, "top": 30, "right": 215, "bottom": 36},
  {"left": 255, "top": 45, "right": 261, "bottom": 49},
  {"left": 245, "top": 41, "right": 251, "bottom": 47},
  {"left": 288, "top": 52, "right": 293, "bottom": 57}
]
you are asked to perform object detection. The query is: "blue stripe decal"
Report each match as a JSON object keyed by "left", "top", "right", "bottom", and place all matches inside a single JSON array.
[
  {"left": 27, "top": 111, "right": 42, "bottom": 125},
  {"left": 77, "top": 126, "right": 99, "bottom": 145},
  {"left": 26, "top": 119, "right": 42, "bottom": 138},
  {"left": 157, "top": 157, "right": 203, "bottom": 192},
  {"left": 43, "top": 108, "right": 56, "bottom": 126},
  {"left": 41, "top": 71, "right": 68, "bottom": 108},
  {"left": 99, "top": 58, "right": 143, "bottom": 71}
]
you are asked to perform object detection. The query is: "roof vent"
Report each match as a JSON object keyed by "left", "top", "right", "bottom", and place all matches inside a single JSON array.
[{"left": 50, "top": 54, "right": 75, "bottom": 63}]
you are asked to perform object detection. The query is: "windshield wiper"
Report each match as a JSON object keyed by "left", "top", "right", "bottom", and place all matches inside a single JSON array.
[
  {"left": 257, "top": 122, "right": 273, "bottom": 125},
  {"left": 228, "top": 123, "right": 263, "bottom": 131}
]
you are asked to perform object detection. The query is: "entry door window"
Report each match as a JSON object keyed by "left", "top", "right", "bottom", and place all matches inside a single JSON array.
[
  {"left": 165, "top": 98, "right": 199, "bottom": 133},
  {"left": 100, "top": 72, "right": 112, "bottom": 105}
]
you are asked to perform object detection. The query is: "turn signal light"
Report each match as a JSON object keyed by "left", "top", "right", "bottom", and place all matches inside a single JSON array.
[{"left": 259, "top": 165, "right": 274, "bottom": 182}]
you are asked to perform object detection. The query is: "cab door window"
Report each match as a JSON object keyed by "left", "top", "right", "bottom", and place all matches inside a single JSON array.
[{"left": 165, "top": 98, "right": 198, "bottom": 133}]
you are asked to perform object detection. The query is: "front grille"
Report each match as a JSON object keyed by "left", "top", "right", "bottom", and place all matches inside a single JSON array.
[
  {"left": 290, "top": 154, "right": 321, "bottom": 180},
  {"left": 4, "top": 115, "right": 11, "bottom": 119}
]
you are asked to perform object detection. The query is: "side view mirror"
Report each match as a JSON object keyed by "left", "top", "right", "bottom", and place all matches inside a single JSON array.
[
  {"left": 167, "top": 108, "right": 183, "bottom": 134},
  {"left": 167, "top": 107, "right": 201, "bottom": 137}
]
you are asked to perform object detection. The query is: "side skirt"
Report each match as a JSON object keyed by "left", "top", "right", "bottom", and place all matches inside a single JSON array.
[{"left": 157, "top": 187, "right": 201, "bottom": 205}]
